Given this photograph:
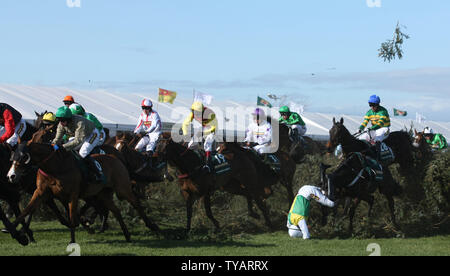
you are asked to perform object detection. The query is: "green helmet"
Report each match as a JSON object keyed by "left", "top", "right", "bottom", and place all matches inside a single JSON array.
[
  {"left": 55, "top": 106, "right": 73, "bottom": 119},
  {"left": 69, "top": 103, "right": 85, "bottom": 116},
  {"left": 279, "top": 106, "right": 290, "bottom": 113}
]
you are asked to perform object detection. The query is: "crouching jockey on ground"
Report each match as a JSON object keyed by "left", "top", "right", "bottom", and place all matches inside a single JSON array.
[
  {"left": 182, "top": 101, "right": 218, "bottom": 172},
  {"left": 287, "top": 185, "right": 335, "bottom": 240},
  {"left": 69, "top": 103, "right": 106, "bottom": 145},
  {"left": 52, "top": 106, "right": 104, "bottom": 182},
  {"left": 134, "top": 99, "right": 162, "bottom": 170},
  {"left": 0, "top": 103, "right": 27, "bottom": 147},
  {"left": 279, "top": 105, "right": 307, "bottom": 143},
  {"left": 244, "top": 108, "right": 273, "bottom": 154}
]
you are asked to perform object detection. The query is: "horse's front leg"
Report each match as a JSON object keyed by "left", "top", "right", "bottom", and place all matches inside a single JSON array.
[
  {"left": 67, "top": 197, "right": 79, "bottom": 244},
  {"left": 348, "top": 198, "right": 361, "bottom": 233},
  {"left": 203, "top": 194, "right": 220, "bottom": 232}
]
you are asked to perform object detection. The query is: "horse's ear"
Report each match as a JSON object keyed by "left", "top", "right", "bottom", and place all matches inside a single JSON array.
[
  {"left": 340, "top": 117, "right": 344, "bottom": 124},
  {"left": 332, "top": 117, "right": 336, "bottom": 124},
  {"left": 35, "top": 111, "right": 40, "bottom": 117},
  {"left": 414, "top": 129, "right": 418, "bottom": 135}
]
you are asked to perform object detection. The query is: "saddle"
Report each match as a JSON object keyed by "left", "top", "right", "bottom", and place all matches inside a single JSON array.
[
  {"left": 192, "top": 150, "right": 232, "bottom": 176},
  {"left": 71, "top": 149, "right": 106, "bottom": 184},
  {"left": 352, "top": 152, "right": 384, "bottom": 184},
  {"left": 246, "top": 149, "right": 281, "bottom": 172}
]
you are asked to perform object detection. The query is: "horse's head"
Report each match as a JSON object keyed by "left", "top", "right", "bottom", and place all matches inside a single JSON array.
[
  {"left": 327, "top": 117, "right": 350, "bottom": 153},
  {"left": 31, "top": 124, "right": 57, "bottom": 143},
  {"left": 412, "top": 129, "right": 425, "bottom": 148},
  {"left": 34, "top": 110, "right": 47, "bottom": 129},
  {"left": 7, "top": 142, "right": 32, "bottom": 184}
]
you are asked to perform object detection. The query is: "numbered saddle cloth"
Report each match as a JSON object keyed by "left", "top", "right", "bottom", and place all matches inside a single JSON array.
[
  {"left": 212, "top": 153, "right": 232, "bottom": 175},
  {"left": 352, "top": 152, "right": 383, "bottom": 183},
  {"left": 262, "top": 154, "right": 281, "bottom": 172},
  {"left": 71, "top": 150, "right": 104, "bottom": 183},
  {"left": 377, "top": 142, "right": 395, "bottom": 166}
]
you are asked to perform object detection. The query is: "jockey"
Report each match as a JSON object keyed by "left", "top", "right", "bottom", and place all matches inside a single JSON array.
[
  {"left": 244, "top": 108, "right": 273, "bottom": 154},
  {"left": 134, "top": 99, "right": 162, "bottom": 168},
  {"left": 358, "top": 95, "right": 391, "bottom": 144},
  {"left": 279, "top": 105, "right": 307, "bottom": 143},
  {"left": 52, "top": 106, "right": 104, "bottom": 182},
  {"left": 424, "top": 127, "right": 448, "bottom": 150},
  {"left": 287, "top": 185, "right": 335, "bottom": 239},
  {"left": 42, "top": 112, "right": 57, "bottom": 126},
  {"left": 69, "top": 103, "right": 107, "bottom": 145},
  {"left": 0, "top": 103, "right": 27, "bottom": 147},
  {"left": 63, "top": 95, "right": 76, "bottom": 107},
  {"left": 182, "top": 101, "right": 217, "bottom": 172}
]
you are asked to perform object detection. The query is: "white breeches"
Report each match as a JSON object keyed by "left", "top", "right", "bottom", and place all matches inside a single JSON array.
[
  {"left": 135, "top": 132, "right": 161, "bottom": 152},
  {"left": 287, "top": 219, "right": 310, "bottom": 240},
  {"left": 359, "top": 127, "right": 390, "bottom": 143},
  {"left": 0, "top": 119, "right": 27, "bottom": 147}
]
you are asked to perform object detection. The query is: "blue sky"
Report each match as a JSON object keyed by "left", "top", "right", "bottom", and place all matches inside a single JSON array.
[{"left": 1, "top": 0, "right": 450, "bottom": 120}]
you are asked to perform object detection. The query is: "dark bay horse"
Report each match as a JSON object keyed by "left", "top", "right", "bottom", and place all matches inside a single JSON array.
[
  {"left": 162, "top": 139, "right": 275, "bottom": 232},
  {"left": 114, "top": 132, "right": 172, "bottom": 183},
  {"left": 320, "top": 152, "right": 402, "bottom": 233},
  {"left": 278, "top": 122, "right": 324, "bottom": 164},
  {"left": 8, "top": 142, "right": 159, "bottom": 244},
  {"left": 327, "top": 117, "right": 414, "bottom": 175}
]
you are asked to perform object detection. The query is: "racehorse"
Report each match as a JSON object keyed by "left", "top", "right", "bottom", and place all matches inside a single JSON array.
[
  {"left": 28, "top": 125, "right": 130, "bottom": 233},
  {"left": 278, "top": 121, "right": 324, "bottom": 163},
  {"left": 114, "top": 132, "right": 172, "bottom": 183},
  {"left": 161, "top": 138, "right": 275, "bottom": 232},
  {"left": 7, "top": 142, "right": 160, "bottom": 244},
  {"left": 320, "top": 151, "right": 403, "bottom": 233},
  {"left": 327, "top": 117, "right": 414, "bottom": 175},
  {"left": 412, "top": 129, "right": 433, "bottom": 158}
]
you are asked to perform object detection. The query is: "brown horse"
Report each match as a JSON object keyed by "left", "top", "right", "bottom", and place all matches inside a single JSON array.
[
  {"left": 8, "top": 142, "right": 159, "bottom": 244},
  {"left": 29, "top": 125, "right": 130, "bottom": 233},
  {"left": 161, "top": 138, "right": 275, "bottom": 232}
]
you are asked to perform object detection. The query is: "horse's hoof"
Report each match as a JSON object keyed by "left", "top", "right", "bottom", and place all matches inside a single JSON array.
[
  {"left": 1, "top": 228, "right": 10, "bottom": 234},
  {"left": 15, "top": 233, "right": 29, "bottom": 246},
  {"left": 249, "top": 213, "right": 260, "bottom": 220}
]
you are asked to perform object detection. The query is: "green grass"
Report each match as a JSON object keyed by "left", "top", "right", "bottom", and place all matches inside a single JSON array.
[{"left": 0, "top": 221, "right": 448, "bottom": 256}]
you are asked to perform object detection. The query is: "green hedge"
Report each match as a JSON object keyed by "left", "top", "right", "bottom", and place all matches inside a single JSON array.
[{"left": 12, "top": 150, "right": 450, "bottom": 240}]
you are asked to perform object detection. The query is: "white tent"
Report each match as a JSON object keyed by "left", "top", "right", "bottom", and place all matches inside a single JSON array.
[{"left": 1, "top": 84, "right": 449, "bottom": 142}]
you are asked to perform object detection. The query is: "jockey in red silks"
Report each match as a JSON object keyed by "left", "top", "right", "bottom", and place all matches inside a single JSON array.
[{"left": 0, "top": 103, "right": 27, "bottom": 147}]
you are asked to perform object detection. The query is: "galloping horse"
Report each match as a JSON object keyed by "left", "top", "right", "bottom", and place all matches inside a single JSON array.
[
  {"left": 320, "top": 152, "right": 403, "bottom": 232},
  {"left": 7, "top": 142, "right": 159, "bottom": 244},
  {"left": 278, "top": 122, "right": 324, "bottom": 164},
  {"left": 162, "top": 138, "right": 275, "bottom": 232},
  {"left": 327, "top": 118, "right": 414, "bottom": 175},
  {"left": 114, "top": 132, "right": 171, "bottom": 183}
]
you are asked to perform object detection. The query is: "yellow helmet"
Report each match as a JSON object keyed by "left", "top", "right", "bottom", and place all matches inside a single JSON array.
[
  {"left": 191, "top": 101, "right": 204, "bottom": 112},
  {"left": 42, "top": 112, "right": 56, "bottom": 123}
]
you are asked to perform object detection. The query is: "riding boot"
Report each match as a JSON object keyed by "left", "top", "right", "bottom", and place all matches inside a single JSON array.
[
  {"left": 375, "top": 141, "right": 382, "bottom": 162},
  {"left": 85, "top": 156, "right": 104, "bottom": 183},
  {"left": 203, "top": 151, "right": 214, "bottom": 174},
  {"left": 144, "top": 150, "right": 153, "bottom": 169}
]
